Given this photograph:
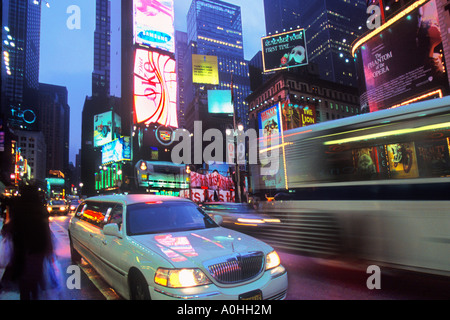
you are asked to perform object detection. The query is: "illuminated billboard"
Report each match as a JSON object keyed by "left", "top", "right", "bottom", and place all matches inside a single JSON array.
[
  {"left": 261, "top": 28, "right": 308, "bottom": 72},
  {"left": 192, "top": 54, "right": 219, "bottom": 85},
  {"left": 134, "top": 48, "right": 178, "bottom": 128},
  {"left": 93, "top": 111, "right": 122, "bottom": 147},
  {"left": 354, "top": 0, "right": 448, "bottom": 112},
  {"left": 102, "top": 136, "right": 132, "bottom": 165},
  {"left": 258, "top": 104, "right": 286, "bottom": 190},
  {"left": 133, "top": 0, "right": 175, "bottom": 53},
  {"left": 208, "top": 90, "right": 233, "bottom": 114},
  {"left": 258, "top": 104, "right": 281, "bottom": 137},
  {"left": 282, "top": 101, "right": 316, "bottom": 131}
]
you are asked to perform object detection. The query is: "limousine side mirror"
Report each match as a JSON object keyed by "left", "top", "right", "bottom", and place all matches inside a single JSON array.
[{"left": 103, "top": 223, "right": 122, "bottom": 238}]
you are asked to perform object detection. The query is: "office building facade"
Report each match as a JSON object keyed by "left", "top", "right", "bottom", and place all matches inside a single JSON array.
[
  {"left": 92, "top": 0, "right": 111, "bottom": 97},
  {"left": 1, "top": 0, "right": 42, "bottom": 187},
  {"left": 301, "top": 0, "right": 367, "bottom": 87},
  {"left": 264, "top": 0, "right": 302, "bottom": 35},
  {"left": 186, "top": 0, "right": 251, "bottom": 128},
  {"left": 14, "top": 130, "right": 46, "bottom": 182},
  {"left": 38, "top": 83, "right": 70, "bottom": 176},
  {"left": 1, "top": 0, "right": 41, "bottom": 108}
]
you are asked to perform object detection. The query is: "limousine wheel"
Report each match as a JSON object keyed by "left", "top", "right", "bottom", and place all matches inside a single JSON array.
[{"left": 129, "top": 269, "right": 151, "bottom": 300}]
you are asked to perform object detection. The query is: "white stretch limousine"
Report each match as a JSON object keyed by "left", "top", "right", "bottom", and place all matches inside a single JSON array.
[{"left": 68, "top": 194, "right": 288, "bottom": 300}]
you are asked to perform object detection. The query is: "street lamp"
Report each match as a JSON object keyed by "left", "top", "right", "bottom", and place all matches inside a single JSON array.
[
  {"left": 230, "top": 73, "right": 243, "bottom": 203},
  {"left": 226, "top": 124, "right": 243, "bottom": 204}
]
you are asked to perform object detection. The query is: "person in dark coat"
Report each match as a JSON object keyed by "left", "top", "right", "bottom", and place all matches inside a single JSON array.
[{"left": 8, "top": 184, "right": 53, "bottom": 300}]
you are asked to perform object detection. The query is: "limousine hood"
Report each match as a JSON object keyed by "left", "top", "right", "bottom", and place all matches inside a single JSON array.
[{"left": 130, "top": 227, "right": 272, "bottom": 268}]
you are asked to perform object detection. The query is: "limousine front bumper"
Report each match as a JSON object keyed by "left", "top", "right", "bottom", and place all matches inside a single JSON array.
[{"left": 150, "top": 265, "right": 288, "bottom": 300}]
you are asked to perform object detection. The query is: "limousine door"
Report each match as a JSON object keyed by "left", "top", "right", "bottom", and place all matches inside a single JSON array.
[
  {"left": 71, "top": 202, "right": 105, "bottom": 270},
  {"left": 97, "top": 204, "right": 128, "bottom": 290}
]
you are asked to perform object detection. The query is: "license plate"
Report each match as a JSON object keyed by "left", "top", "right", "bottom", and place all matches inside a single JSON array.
[{"left": 239, "top": 290, "right": 262, "bottom": 300}]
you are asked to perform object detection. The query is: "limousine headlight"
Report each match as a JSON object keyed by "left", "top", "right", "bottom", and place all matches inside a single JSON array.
[
  {"left": 265, "top": 251, "right": 281, "bottom": 270},
  {"left": 154, "top": 268, "right": 212, "bottom": 288}
]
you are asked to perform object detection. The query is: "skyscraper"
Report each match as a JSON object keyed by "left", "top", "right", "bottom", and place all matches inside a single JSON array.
[
  {"left": 264, "top": 0, "right": 302, "bottom": 35},
  {"left": 2, "top": 0, "right": 41, "bottom": 112},
  {"left": 38, "top": 83, "right": 70, "bottom": 175},
  {"left": 186, "top": 0, "right": 251, "bottom": 127},
  {"left": 1, "top": 0, "right": 42, "bottom": 186},
  {"left": 92, "top": 0, "right": 111, "bottom": 97},
  {"left": 81, "top": 0, "right": 120, "bottom": 195},
  {"left": 301, "top": 0, "right": 367, "bottom": 87}
]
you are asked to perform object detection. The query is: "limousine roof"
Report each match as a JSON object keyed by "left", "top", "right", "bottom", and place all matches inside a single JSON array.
[{"left": 83, "top": 194, "right": 192, "bottom": 206}]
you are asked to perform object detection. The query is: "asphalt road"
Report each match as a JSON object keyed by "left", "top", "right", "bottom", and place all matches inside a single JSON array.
[{"left": 1, "top": 214, "right": 449, "bottom": 301}]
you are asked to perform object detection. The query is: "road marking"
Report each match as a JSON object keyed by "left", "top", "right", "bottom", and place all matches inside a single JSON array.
[{"left": 49, "top": 216, "right": 70, "bottom": 236}]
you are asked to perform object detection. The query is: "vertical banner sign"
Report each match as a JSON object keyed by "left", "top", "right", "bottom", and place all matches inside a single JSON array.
[
  {"left": 134, "top": 49, "right": 178, "bottom": 128},
  {"left": 258, "top": 104, "right": 287, "bottom": 189}
]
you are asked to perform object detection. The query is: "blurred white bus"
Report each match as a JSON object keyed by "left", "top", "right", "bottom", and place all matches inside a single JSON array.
[{"left": 252, "top": 96, "right": 450, "bottom": 277}]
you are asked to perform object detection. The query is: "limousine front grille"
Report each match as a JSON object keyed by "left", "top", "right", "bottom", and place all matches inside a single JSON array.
[{"left": 205, "top": 252, "right": 264, "bottom": 284}]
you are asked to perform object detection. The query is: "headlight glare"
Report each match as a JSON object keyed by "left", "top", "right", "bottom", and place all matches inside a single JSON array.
[
  {"left": 154, "top": 268, "right": 211, "bottom": 288},
  {"left": 266, "top": 251, "right": 281, "bottom": 270}
]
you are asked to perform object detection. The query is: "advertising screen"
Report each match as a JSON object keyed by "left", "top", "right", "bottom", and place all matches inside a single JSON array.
[
  {"left": 261, "top": 28, "right": 308, "bottom": 72},
  {"left": 355, "top": 0, "right": 448, "bottom": 112},
  {"left": 101, "top": 136, "right": 132, "bottom": 165},
  {"left": 192, "top": 54, "right": 219, "bottom": 85},
  {"left": 134, "top": 48, "right": 178, "bottom": 128},
  {"left": 208, "top": 90, "right": 233, "bottom": 114},
  {"left": 94, "top": 111, "right": 122, "bottom": 147},
  {"left": 133, "top": 0, "right": 175, "bottom": 53}
]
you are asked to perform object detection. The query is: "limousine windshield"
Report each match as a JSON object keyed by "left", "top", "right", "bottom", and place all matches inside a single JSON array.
[{"left": 126, "top": 201, "right": 218, "bottom": 235}]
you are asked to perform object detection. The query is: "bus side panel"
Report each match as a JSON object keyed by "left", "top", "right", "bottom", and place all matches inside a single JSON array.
[{"left": 260, "top": 200, "right": 450, "bottom": 277}]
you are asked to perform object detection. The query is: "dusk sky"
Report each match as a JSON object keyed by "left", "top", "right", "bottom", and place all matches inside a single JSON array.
[{"left": 39, "top": 0, "right": 266, "bottom": 164}]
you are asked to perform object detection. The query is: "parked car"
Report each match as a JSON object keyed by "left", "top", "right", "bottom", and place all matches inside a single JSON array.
[
  {"left": 200, "top": 202, "right": 281, "bottom": 228},
  {"left": 46, "top": 199, "right": 69, "bottom": 215},
  {"left": 68, "top": 194, "right": 287, "bottom": 300}
]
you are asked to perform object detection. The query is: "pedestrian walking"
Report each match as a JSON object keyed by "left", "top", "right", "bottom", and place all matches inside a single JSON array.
[{"left": 8, "top": 184, "right": 54, "bottom": 300}]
